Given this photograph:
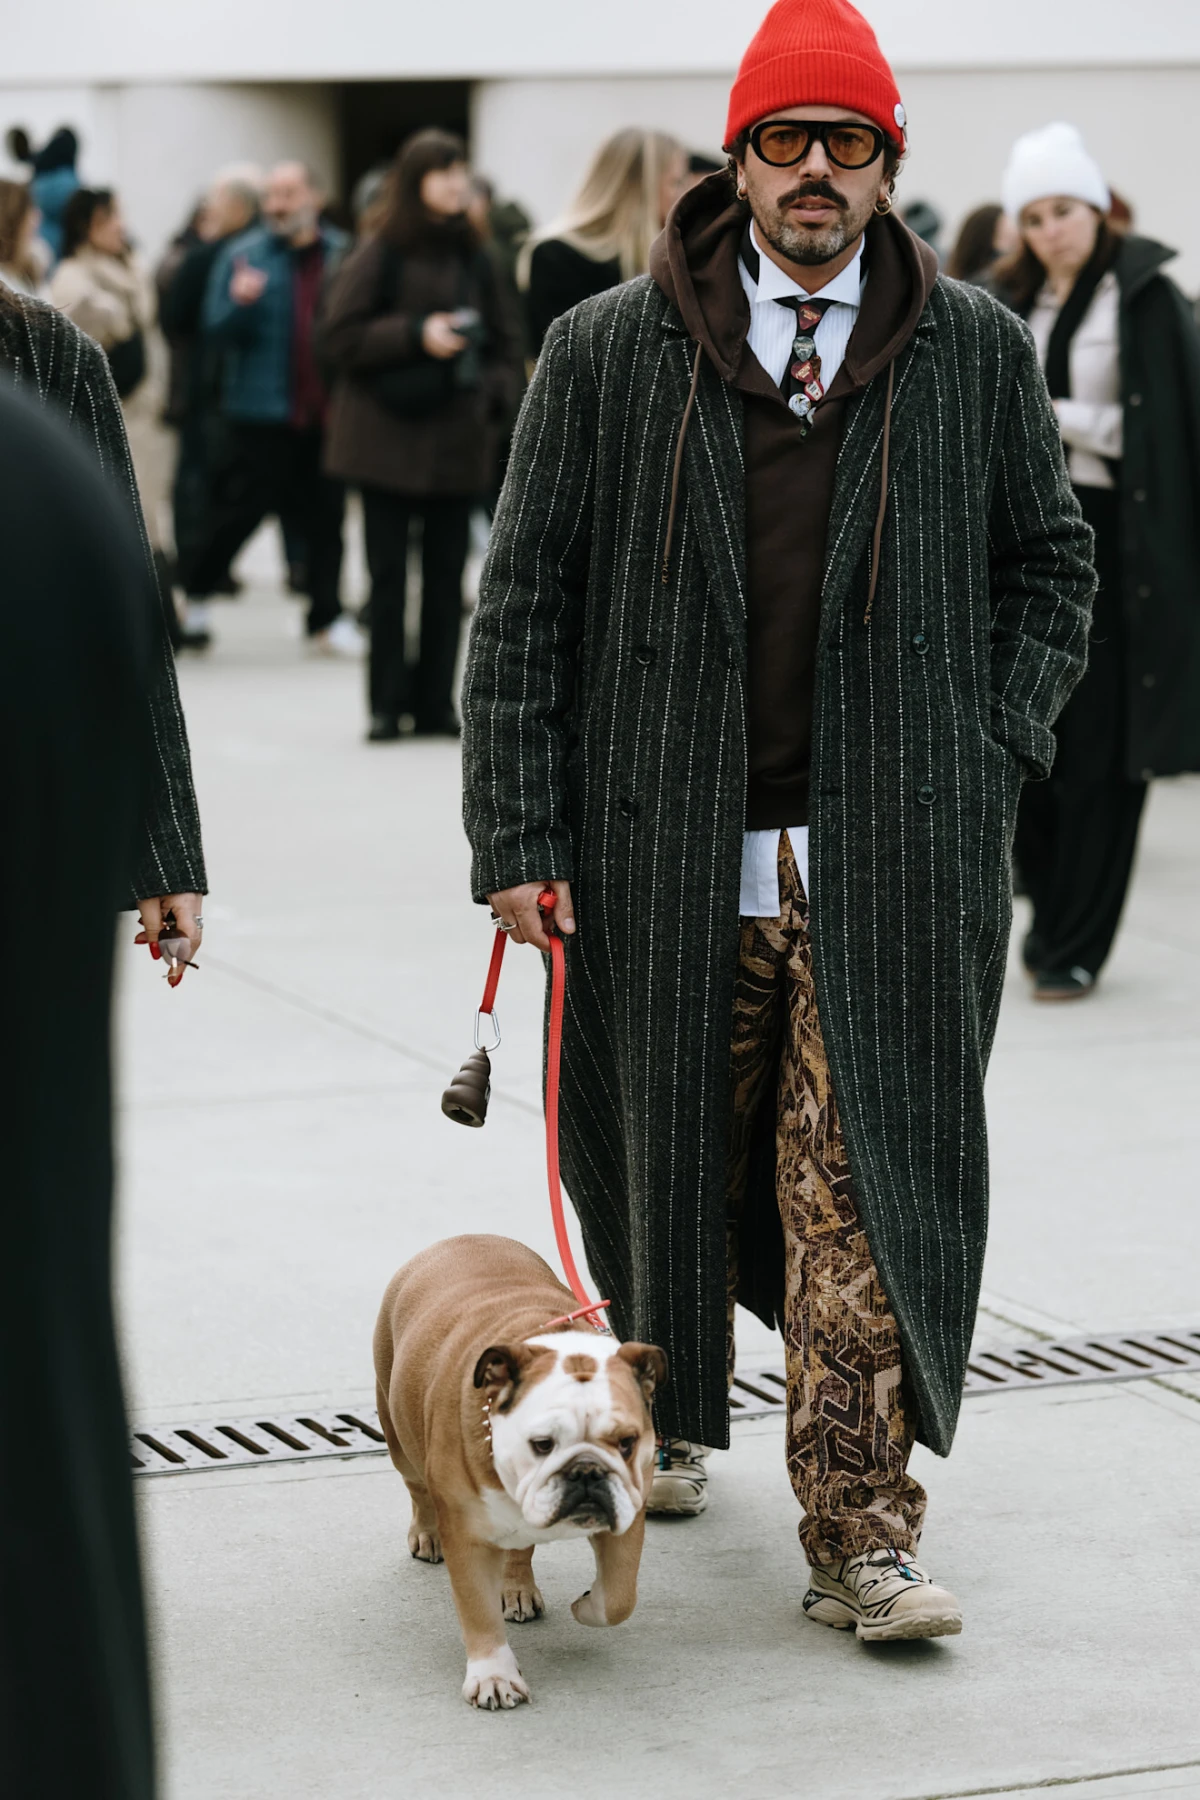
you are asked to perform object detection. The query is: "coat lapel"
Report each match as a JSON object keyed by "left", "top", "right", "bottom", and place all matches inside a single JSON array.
[
  {"left": 819, "top": 311, "right": 940, "bottom": 651},
  {"left": 663, "top": 328, "right": 749, "bottom": 671}
]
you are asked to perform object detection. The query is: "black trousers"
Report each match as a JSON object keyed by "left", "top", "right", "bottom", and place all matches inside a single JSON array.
[
  {"left": 1016, "top": 485, "right": 1147, "bottom": 978},
  {"left": 183, "top": 422, "right": 344, "bottom": 634},
  {"left": 171, "top": 409, "right": 211, "bottom": 575},
  {"left": 361, "top": 487, "right": 471, "bottom": 726}
]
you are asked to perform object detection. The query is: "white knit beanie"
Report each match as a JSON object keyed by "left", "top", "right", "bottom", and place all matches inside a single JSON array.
[{"left": 1002, "top": 122, "right": 1110, "bottom": 221}]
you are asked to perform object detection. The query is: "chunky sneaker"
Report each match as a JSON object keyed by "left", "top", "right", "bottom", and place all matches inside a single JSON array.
[
  {"left": 803, "top": 1548, "right": 962, "bottom": 1641},
  {"left": 646, "top": 1439, "right": 709, "bottom": 1516}
]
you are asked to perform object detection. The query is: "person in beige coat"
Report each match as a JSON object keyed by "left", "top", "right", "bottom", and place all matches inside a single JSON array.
[{"left": 50, "top": 187, "right": 172, "bottom": 555}]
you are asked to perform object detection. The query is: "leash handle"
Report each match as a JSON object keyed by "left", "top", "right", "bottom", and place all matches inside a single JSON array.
[{"left": 475, "top": 927, "right": 507, "bottom": 1049}]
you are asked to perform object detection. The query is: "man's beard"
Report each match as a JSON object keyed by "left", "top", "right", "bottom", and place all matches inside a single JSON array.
[
  {"left": 758, "top": 181, "right": 873, "bottom": 267},
  {"left": 267, "top": 206, "right": 318, "bottom": 240}
]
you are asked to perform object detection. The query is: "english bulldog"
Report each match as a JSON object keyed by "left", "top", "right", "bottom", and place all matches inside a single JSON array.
[{"left": 373, "top": 1234, "right": 667, "bottom": 1710}]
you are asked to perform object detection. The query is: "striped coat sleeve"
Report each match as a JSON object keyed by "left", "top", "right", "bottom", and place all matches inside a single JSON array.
[
  {"left": 4, "top": 296, "right": 207, "bottom": 901},
  {"left": 987, "top": 329, "right": 1096, "bottom": 776},
  {"left": 72, "top": 338, "right": 208, "bottom": 901},
  {"left": 462, "top": 315, "right": 595, "bottom": 903}
]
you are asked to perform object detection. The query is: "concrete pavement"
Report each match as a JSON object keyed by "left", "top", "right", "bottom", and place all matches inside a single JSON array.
[{"left": 118, "top": 561, "right": 1200, "bottom": 1799}]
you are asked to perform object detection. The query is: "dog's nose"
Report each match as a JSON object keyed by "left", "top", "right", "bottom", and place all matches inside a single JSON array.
[
  {"left": 555, "top": 1458, "right": 617, "bottom": 1529},
  {"left": 563, "top": 1460, "right": 607, "bottom": 1487}
]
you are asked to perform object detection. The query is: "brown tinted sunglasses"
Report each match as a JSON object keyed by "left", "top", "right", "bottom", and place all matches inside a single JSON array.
[{"left": 749, "top": 119, "right": 887, "bottom": 170}]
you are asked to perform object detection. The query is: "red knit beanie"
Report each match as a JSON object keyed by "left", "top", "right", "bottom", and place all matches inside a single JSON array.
[{"left": 725, "top": 0, "right": 907, "bottom": 153}]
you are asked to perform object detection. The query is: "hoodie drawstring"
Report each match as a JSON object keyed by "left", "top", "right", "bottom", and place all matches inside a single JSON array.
[
  {"left": 864, "top": 358, "right": 896, "bottom": 626},
  {"left": 661, "top": 341, "right": 705, "bottom": 587}
]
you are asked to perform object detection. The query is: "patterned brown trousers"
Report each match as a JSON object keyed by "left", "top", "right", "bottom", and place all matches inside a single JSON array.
[{"left": 727, "top": 833, "right": 927, "bottom": 1565}]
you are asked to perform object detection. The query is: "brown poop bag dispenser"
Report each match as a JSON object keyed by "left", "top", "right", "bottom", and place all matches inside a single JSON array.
[{"left": 441, "top": 1047, "right": 491, "bottom": 1127}]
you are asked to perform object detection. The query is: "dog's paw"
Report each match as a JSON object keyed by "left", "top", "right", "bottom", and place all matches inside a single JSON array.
[
  {"left": 502, "top": 1580, "right": 546, "bottom": 1624},
  {"left": 407, "top": 1525, "right": 443, "bottom": 1563},
  {"left": 463, "top": 1647, "right": 530, "bottom": 1711},
  {"left": 571, "top": 1587, "right": 607, "bottom": 1627}
]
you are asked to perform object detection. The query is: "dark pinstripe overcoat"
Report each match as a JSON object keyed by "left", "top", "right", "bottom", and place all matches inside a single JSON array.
[
  {"left": 0, "top": 290, "right": 207, "bottom": 902},
  {"left": 462, "top": 272, "right": 1094, "bottom": 1455}
]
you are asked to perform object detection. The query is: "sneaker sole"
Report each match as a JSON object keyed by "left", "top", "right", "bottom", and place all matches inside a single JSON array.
[
  {"left": 645, "top": 1493, "right": 708, "bottom": 1517},
  {"left": 804, "top": 1593, "right": 962, "bottom": 1641},
  {"left": 857, "top": 1608, "right": 962, "bottom": 1641}
]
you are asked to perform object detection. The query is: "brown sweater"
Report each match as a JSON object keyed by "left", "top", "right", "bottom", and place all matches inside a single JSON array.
[{"left": 651, "top": 179, "right": 937, "bottom": 825}]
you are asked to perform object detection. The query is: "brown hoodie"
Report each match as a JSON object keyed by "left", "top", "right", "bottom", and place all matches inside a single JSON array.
[{"left": 650, "top": 177, "right": 938, "bottom": 828}]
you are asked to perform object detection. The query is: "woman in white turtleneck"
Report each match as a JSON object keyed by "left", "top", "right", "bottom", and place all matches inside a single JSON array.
[{"left": 994, "top": 123, "right": 1200, "bottom": 1002}]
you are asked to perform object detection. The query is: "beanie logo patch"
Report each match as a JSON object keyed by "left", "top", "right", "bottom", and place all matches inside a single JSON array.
[{"left": 894, "top": 102, "right": 907, "bottom": 130}]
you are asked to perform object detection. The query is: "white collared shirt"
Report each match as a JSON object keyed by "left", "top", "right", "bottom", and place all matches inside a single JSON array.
[{"left": 736, "top": 224, "right": 866, "bottom": 918}]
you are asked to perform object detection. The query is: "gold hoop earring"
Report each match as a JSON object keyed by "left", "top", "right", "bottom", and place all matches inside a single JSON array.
[
  {"left": 875, "top": 194, "right": 893, "bottom": 216},
  {"left": 736, "top": 185, "right": 747, "bottom": 200}
]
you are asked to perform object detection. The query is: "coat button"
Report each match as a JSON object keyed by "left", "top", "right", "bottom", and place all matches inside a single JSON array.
[
  {"left": 1133, "top": 488, "right": 1147, "bottom": 503},
  {"left": 911, "top": 631, "right": 929, "bottom": 654},
  {"left": 1142, "top": 673, "right": 1156, "bottom": 688},
  {"left": 1129, "top": 392, "right": 1143, "bottom": 406},
  {"left": 1137, "top": 584, "right": 1151, "bottom": 599},
  {"left": 917, "top": 783, "right": 936, "bottom": 805},
  {"left": 617, "top": 795, "right": 638, "bottom": 819},
  {"left": 633, "top": 645, "right": 656, "bottom": 667}
]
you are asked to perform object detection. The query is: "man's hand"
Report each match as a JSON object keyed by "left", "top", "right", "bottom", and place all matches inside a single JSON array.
[
  {"left": 422, "top": 312, "right": 468, "bottom": 360},
  {"left": 487, "top": 881, "right": 575, "bottom": 952},
  {"left": 135, "top": 893, "right": 205, "bottom": 989},
  {"left": 229, "top": 257, "right": 268, "bottom": 306}
]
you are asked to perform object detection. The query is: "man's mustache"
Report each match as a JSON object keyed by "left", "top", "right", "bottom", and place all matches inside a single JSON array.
[{"left": 779, "top": 181, "right": 848, "bottom": 211}]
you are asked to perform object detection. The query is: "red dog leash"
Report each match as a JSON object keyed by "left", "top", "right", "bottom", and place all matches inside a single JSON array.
[{"left": 444, "top": 889, "right": 611, "bottom": 1332}]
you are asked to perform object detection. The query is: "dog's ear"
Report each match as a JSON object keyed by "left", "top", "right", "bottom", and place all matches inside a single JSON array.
[
  {"left": 616, "top": 1342, "right": 669, "bottom": 1402},
  {"left": 473, "top": 1344, "right": 522, "bottom": 1391}
]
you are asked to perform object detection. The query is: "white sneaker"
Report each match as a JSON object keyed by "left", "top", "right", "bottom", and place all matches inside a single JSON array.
[
  {"left": 309, "top": 614, "right": 364, "bottom": 658},
  {"left": 646, "top": 1439, "right": 709, "bottom": 1517},
  {"left": 803, "top": 1548, "right": 962, "bottom": 1641}
]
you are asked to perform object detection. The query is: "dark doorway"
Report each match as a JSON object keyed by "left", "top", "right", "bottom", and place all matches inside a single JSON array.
[{"left": 336, "top": 81, "right": 472, "bottom": 209}]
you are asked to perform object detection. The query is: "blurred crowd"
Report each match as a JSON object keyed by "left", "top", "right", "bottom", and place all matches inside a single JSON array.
[
  {"left": 0, "top": 113, "right": 1197, "bottom": 956},
  {"left": 4, "top": 117, "right": 1195, "bottom": 759}
]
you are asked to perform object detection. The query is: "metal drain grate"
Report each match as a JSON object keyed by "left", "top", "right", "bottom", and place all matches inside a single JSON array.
[
  {"left": 130, "top": 1410, "right": 387, "bottom": 1475},
  {"left": 729, "top": 1368, "right": 789, "bottom": 1420},
  {"left": 963, "top": 1327, "right": 1200, "bottom": 1394},
  {"left": 131, "top": 1328, "right": 1200, "bottom": 1473},
  {"left": 730, "top": 1327, "right": 1200, "bottom": 1421}
]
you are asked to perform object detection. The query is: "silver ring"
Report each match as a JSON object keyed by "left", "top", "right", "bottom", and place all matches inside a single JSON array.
[{"left": 499, "top": 919, "right": 518, "bottom": 933}]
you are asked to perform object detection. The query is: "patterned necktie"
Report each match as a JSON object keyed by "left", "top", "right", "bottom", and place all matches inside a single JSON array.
[{"left": 775, "top": 294, "right": 833, "bottom": 437}]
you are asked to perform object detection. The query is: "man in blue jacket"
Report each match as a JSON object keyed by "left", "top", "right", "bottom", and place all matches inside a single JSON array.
[{"left": 184, "top": 162, "right": 357, "bottom": 652}]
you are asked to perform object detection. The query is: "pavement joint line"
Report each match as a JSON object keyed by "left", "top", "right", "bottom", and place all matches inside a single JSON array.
[
  {"left": 120, "top": 1082, "right": 427, "bottom": 1112},
  {"left": 976, "top": 1302, "right": 1063, "bottom": 1342},
  {"left": 899, "top": 1756, "right": 1200, "bottom": 1799},
  {"left": 201, "top": 952, "right": 543, "bottom": 1119}
]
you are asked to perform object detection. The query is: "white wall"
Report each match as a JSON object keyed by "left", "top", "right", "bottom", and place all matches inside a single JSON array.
[
  {"left": 0, "top": 83, "right": 339, "bottom": 261},
  {"left": 474, "top": 66, "right": 1200, "bottom": 294},
  {"left": 899, "top": 65, "right": 1200, "bottom": 292},
  {"left": 4, "top": 0, "right": 1200, "bottom": 81}
]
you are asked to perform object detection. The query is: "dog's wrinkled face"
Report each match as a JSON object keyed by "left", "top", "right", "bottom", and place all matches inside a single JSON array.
[{"left": 474, "top": 1332, "right": 668, "bottom": 1534}]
